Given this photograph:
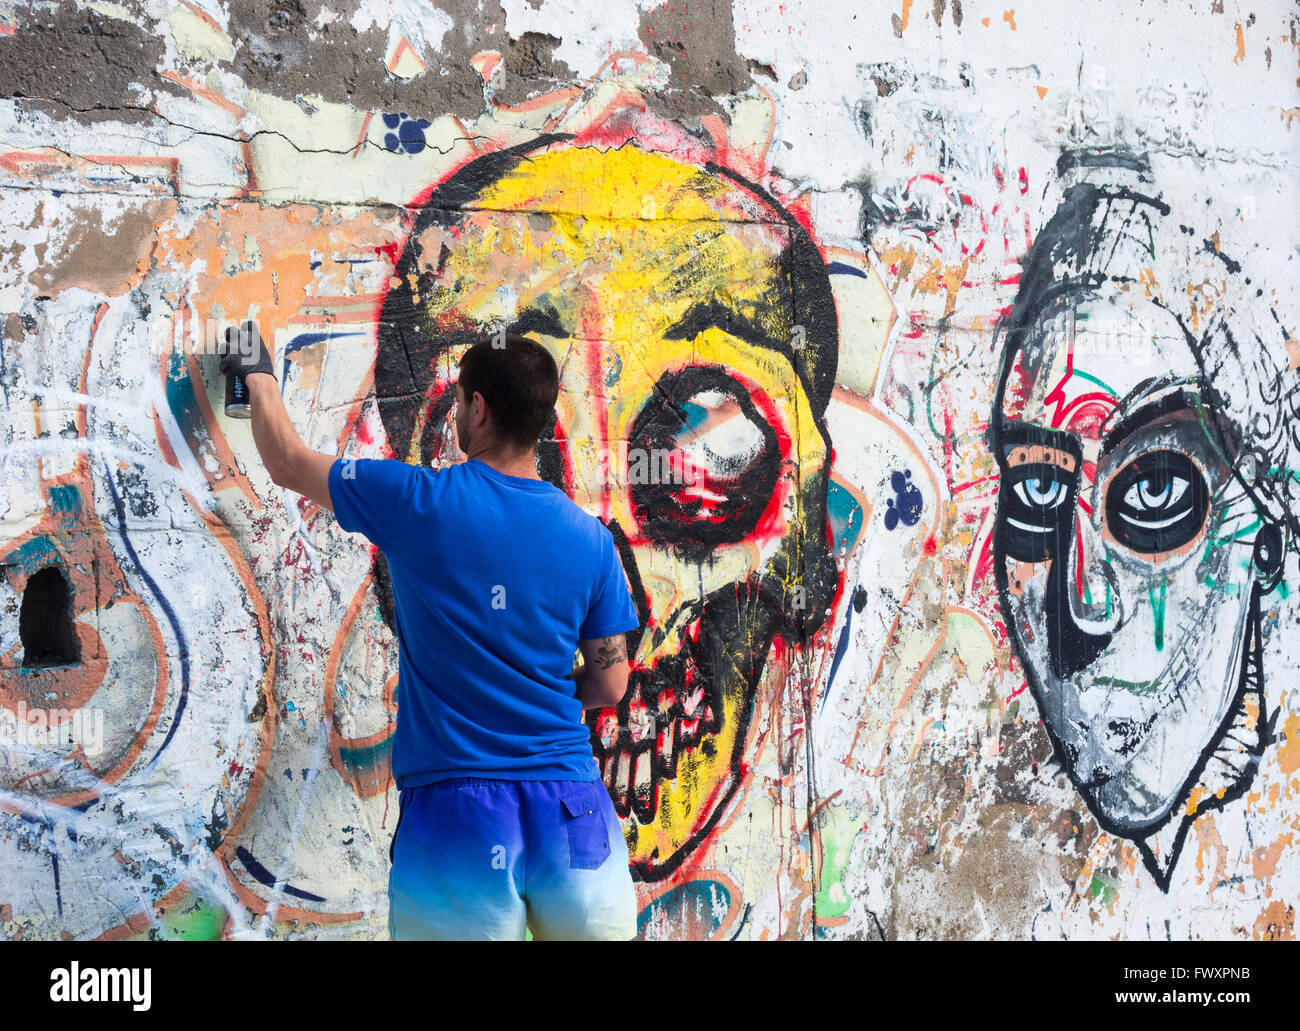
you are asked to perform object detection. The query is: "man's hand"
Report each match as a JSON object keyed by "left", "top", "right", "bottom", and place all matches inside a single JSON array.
[
  {"left": 220, "top": 321, "right": 276, "bottom": 379},
  {"left": 220, "top": 322, "right": 336, "bottom": 513}
]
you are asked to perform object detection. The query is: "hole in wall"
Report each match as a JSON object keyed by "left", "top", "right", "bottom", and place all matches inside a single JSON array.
[{"left": 19, "top": 566, "right": 79, "bottom": 668}]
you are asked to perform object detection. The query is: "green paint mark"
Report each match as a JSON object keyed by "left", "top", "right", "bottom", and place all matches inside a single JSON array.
[
  {"left": 813, "top": 806, "right": 861, "bottom": 920},
  {"left": 1147, "top": 575, "right": 1167, "bottom": 652},
  {"left": 946, "top": 611, "right": 997, "bottom": 677},
  {"left": 1067, "top": 368, "right": 1119, "bottom": 397},
  {"left": 1104, "top": 578, "right": 1112, "bottom": 621},
  {"left": 1202, "top": 515, "right": 1262, "bottom": 566},
  {"left": 1203, "top": 577, "right": 1242, "bottom": 597},
  {"left": 130, "top": 890, "right": 227, "bottom": 940},
  {"left": 1092, "top": 675, "right": 1161, "bottom": 694},
  {"left": 1089, "top": 872, "right": 1120, "bottom": 911},
  {"left": 165, "top": 347, "right": 205, "bottom": 449},
  {"left": 164, "top": 896, "right": 227, "bottom": 940}
]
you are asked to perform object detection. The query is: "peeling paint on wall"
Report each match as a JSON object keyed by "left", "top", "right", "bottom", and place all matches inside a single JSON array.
[{"left": 0, "top": 0, "right": 1296, "bottom": 940}]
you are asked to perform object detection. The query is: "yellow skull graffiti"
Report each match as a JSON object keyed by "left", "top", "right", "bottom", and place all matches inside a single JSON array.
[{"left": 373, "top": 139, "right": 842, "bottom": 878}]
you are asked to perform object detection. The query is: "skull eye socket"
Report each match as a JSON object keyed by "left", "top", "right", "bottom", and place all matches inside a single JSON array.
[{"left": 627, "top": 367, "right": 781, "bottom": 554}]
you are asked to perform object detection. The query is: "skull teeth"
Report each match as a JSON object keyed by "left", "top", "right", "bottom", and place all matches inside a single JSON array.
[{"left": 592, "top": 649, "right": 715, "bottom": 825}]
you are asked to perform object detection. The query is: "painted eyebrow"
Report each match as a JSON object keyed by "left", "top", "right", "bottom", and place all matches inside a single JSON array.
[
  {"left": 996, "top": 421, "right": 1079, "bottom": 456},
  {"left": 663, "top": 299, "right": 785, "bottom": 354},
  {"left": 1099, "top": 386, "right": 1199, "bottom": 456},
  {"left": 508, "top": 303, "right": 569, "bottom": 339}
]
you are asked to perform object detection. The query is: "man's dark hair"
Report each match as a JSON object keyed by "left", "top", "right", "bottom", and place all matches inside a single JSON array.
[{"left": 458, "top": 334, "right": 559, "bottom": 451}]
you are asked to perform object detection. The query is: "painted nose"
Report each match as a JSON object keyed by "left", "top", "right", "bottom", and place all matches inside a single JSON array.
[{"left": 1045, "top": 506, "right": 1117, "bottom": 680}]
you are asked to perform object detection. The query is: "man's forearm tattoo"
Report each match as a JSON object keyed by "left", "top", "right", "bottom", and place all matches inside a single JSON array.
[{"left": 595, "top": 636, "right": 626, "bottom": 669}]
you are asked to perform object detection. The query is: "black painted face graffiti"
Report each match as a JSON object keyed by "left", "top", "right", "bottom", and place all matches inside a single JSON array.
[
  {"left": 989, "top": 175, "right": 1295, "bottom": 888},
  {"left": 373, "top": 139, "right": 841, "bottom": 879}
]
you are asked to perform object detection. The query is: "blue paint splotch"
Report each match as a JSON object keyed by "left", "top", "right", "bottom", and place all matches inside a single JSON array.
[{"left": 884, "top": 469, "right": 923, "bottom": 530}]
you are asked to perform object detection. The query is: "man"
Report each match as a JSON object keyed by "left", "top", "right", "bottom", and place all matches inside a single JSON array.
[{"left": 222, "top": 327, "right": 641, "bottom": 940}]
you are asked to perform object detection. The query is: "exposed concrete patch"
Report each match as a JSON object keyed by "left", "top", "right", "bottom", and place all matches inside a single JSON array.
[
  {"left": 0, "top": 0, "right": 185, "bottom": 124},
  {"left": 638, "top": 0, "right": 753, "bottom": 120},
  {"left": 28, "top": 199, "right": 172, "bottom": 299},
  {"left": 892, "top": 806, "right": 1055, "bottom": 938},
  {"left": 3, "top": 313, "right": 25, "bottom": 343},
  {"left": 495, "top": 31, "right": 573, "bottom": 106},
  {"left": 225, "top": 1, "right": 575, "bottom": 122}
]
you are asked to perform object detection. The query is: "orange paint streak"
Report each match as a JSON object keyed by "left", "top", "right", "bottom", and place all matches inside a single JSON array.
[
  {"left": 179, "top": 1, "right": 222, "bottom": 33},
  {"left": 387, "top": 36, "right": 426, "bottom": 75},
  {"left": 322, "top": 574, "right": 396, "bottom": 799},
  {"left": 0, "top": 462, "right": 171, "bottom": 810},
  {"left": 1253, "top": 899, "right": 1295, "bottom": 940},
  {"left": 352, "top": 111, "right": 374, "bottom": 158},
  {"left": 159, "top": 69, "right": 246, "bottom": 118},
  {"left": 471, "top": 50, "right": 502, "bottom": 82},
  {"left": 1278, "top": 713, "right": 1300, "bottom": 775},
  {"left": 0, "top": 150, "right": 179, "bottom": 193},
  {"left": 184, "top": 505, "right": 278, "bottom": 919}
]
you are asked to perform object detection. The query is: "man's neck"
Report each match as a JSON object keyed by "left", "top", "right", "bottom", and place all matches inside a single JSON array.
[{"left": 465, "top": 439, "right": 541, "bottom": 480}]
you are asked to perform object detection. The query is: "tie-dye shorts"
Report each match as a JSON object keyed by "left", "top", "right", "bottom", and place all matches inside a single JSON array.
[{"left": 387, "top": 776, "right": 638, "bottom": 940}]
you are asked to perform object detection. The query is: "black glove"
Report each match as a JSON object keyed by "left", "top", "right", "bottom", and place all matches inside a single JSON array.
[{"left": 220, "top": 321, "right": 275, "bottom": 379}]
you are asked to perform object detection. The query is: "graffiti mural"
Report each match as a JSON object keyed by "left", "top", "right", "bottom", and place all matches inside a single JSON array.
[
  {"left": 990, "top": 166, "right": 1299, "bottom": 889},
  {"left": 0, "top": 1, "right": 1296, "bottom": 940}
]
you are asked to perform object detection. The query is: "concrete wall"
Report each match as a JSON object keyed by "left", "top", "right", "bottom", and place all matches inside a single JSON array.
[{"left": 0, "top": 0, "right": 1296, "bottom": 939}]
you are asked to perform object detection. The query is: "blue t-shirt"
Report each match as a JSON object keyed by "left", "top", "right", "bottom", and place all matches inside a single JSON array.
[{"left": 328, "top": 457, "right": 640, "bottom": 788}]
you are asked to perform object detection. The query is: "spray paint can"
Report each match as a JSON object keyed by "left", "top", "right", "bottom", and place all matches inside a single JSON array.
[{"left": 224, "top": 366, "right": 252, "bottom": 419}]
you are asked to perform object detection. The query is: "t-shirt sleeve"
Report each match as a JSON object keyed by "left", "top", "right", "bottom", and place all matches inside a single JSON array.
[
  {"left": 579, "top": 524, "right": 641, "bottom": 640},
  {"left": 329, "top": 458, "right": 423, "bottom": 554}
]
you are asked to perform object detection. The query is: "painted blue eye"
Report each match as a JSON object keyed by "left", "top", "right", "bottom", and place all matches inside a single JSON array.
[
  {"left": 996, "top": 462, "right": 1079, "bottom": 563},
  {"left": 1105, "top": 452, "right": 1208, "bottom": 553},
  {"left": 1122, "top": 476, "right": 1189, "bottom": 516},
  {"left": 1013, "top": 477, "right": 1068, "bottom": 509}
]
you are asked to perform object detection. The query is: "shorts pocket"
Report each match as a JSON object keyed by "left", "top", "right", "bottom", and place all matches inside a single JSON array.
[{"left": 560, "top": 784, "right": 611, "bottom": 871}]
